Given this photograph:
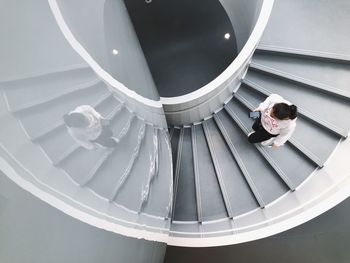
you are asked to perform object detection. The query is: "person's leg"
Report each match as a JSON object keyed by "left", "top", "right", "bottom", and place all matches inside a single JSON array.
[
  {"left": 252, "top": 117, "right": 262, "bottom": 131},
  {"left": 93, "top": 127, "right": 118, "bottom": 148},
  {"left": 248, "top": 129, "right": 275, "bottom": 144}
]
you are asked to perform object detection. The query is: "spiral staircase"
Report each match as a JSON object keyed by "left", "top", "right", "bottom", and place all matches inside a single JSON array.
[{"left": 1, "top": 0, "right": 350, "bottom": 248}]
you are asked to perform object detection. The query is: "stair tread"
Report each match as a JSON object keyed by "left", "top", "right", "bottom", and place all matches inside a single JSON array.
[
  {"left": 142, "top": 129, "right": 173, "bottom": 218},
  {"left": 172, "top": 128, "right": 198, "bottom": 221},
  {"left": 192, "top": 124, "right": 228, "bottom": 221},
  {"left": 113, "top": 125, "right": 154, "bottom": 210},
  {"left": 260, "top": 0, "right": 350, "bottom": 57},
  {"left": 84, "top": 120, "right": 144, "bottom": 201},
  {"left": 256, "top": 44, "right": 350, "bottom": 63},
  {"left": 250, "top": 53, "right": 350, "bottom": 99},
  {"left": 203, "top": 119, "right": 260, "bottom": 215},
  {"left": 4, "top": 77, "right": 101, "bottom": 112},
  {"left": 253, "top": 52, "right": 350, "bottom": 94}
]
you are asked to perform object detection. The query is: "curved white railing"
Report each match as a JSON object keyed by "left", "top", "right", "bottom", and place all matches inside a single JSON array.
[
  {"left": 162, "top": 0, "right": 275, "bottom": 125},
  {"left": 49, "top": 0, "right": 273, "bottom": 126}
]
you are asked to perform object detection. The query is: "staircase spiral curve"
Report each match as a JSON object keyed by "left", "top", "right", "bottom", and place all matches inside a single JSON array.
[{"left": 0, "top": 0, "right": 350, "bottom": 247}]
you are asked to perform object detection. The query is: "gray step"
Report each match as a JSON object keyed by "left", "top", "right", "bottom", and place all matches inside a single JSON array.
[
  {"left": 169, "top": 127, "right": 179, "bottom": 219},
  {"left": 244, "top": 70, "right": 350, "bottom": 137},
  {"left": 1, "top": 66, "right": 96, "bottom": 111},
  {"left": 16, "top": 85, "right": 110, "bottom": 140},
  {"left": 170, "top": 128, "right": 180, "bottom": 178},
  {"left": 77, "top": 119, "right": 145, "bottom": 201},
  {"left": 60, "top": 146, "right": 112, "bottom": 186},
  {"left": 58, "top": 108, "right": 137, "bottom": 186},
  {"left": 191, "top": 124, "right": 227, "bottom": 222},
  {"left": 110, "top": 124, "right": 153, "bottom": 209},
  {"left": 141, "top": 129, "right": 173, "bottom": 218},
  {"left": 213, "top": 110, "right": 289, "bottom": 206},
  {"left": 37, "top": 96, "right": 122, "bottom": 165},
  {"left": 0, "top": 64, "right": 91, "bottom": 83},
  {"left": 137, "top": 128, "right": 160, "bottom": 212},
  {"left": 114, "top": 112, "right": 135, "bottom": 142},
  {"left": 4, "top": 78, "right": 102, "bottom": 113},
  {"left": 236, "top": 85, "right": 341, "bottom": 166},
  {"left": 259, "top": 0, "right": 350, "bottom": 57},
  {"left": 250, "top": 55, "right": 350, "bottom": 100},
  {"left": 171, "top": 128, "right": 197, "bottom": 222},
  {"left": 256, "top": 45, "right": 350, "bottom": 65},
  {"left": 202, "top": 118, "right": 260, "bottom": 215}
]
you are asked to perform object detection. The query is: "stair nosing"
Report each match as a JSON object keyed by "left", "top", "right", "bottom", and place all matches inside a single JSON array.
[
  {"left": 7, "top": 78, "right": 102, "bottom": 113},
  {"left": 250, "top": 62, "right": 350, "bottom": 100},
  {"left": 191, "top": 125, "right": 203, "bottom": 223},
  {"left": 213, "top": 113, "right": 267, "bottom": 207},
  {"left": 202, "top": 121, "right": 235, "bottom": 217},
  {"left": 171, "top": 128, "right": 184, "bottom": 220},
  {"left": 80, "top": 149, "right": 115, "bottom": 186},
  {"left": 109, "top": 122, "right": 146, "bottom": 202},
  {"left": 257, "top": 44, "right": 350, "bottom": 64},
  {"left": 0, "top": 64, "right": 90, "bottom": 83},
  {"left": 139, "top": 128, "right": 160, "bottom": 213}
]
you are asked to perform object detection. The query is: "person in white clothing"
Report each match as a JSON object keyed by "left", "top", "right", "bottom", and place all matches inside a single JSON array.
[
  {"left": 63, "top": 105, "right": 117, "bottom": 150},
  {"left": 248, "top": 94, "right": 297, "bottom": 148}
]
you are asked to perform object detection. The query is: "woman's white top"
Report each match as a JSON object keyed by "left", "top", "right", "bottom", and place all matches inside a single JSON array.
[
  {"left": 257, "top": 94, "right": 297, "bottom": 146},
  {"left": 67, "top": 105, "right": 103, "bottom": 150}
]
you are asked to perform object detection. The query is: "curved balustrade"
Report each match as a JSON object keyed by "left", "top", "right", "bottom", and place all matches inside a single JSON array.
[
  {"left": 49, "top": 0, "right": 273, "bottom": 126},
  {"left": 1, "top": 0, "right": 350, "bottom": 248},
  {"left": 0, "top": 0, "right": 173, "bottom": 242},
  {"left": 48, "top": 0, "right": 167, "bottom": 127},
  {"left": 161, "top": 0, "right": 274, "bottom": 125}
]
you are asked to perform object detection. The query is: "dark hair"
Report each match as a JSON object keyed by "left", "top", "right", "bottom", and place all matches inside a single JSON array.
[
  {"left": 63, "top": 112, "right": 89, "bottom": 128},
  {"left": 272, "top": 103, "right": 298, "bottom": 120}
]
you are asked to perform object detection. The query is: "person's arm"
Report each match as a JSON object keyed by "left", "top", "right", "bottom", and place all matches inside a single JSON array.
[
  {"left": 272, "top": 121, "right": 296, "bottom": 147},
  {"left": 255, "top": 94, "right": 283, "bottom": 112},
  {"left": 87, "top": 105, "right": 111, "bottom": 127}
]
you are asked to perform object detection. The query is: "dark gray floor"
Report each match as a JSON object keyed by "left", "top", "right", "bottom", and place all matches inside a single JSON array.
[
  {"left": 165, "top": 197, "right": 350, "bottom": 263},
  {"left": 124, "top": 0, "right": 237, "bottom": 97}
]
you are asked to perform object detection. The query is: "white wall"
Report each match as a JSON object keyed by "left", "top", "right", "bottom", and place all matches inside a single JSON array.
[
  {"left": 219, "top": 0, "right": 263, "bottom": 51},
  {"left": 57, "top": 0, "right": 160, "bottom": 100}
]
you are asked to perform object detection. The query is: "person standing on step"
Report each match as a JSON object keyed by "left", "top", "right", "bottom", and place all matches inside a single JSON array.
[
  {"left": 63, "top": 105, "right": 118, "bottom": 150},
  {"left": 248, "top": 94, "right": 297, "bottom": 148}
]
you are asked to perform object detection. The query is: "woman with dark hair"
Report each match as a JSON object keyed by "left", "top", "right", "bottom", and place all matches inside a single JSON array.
[{"left": 248, "top": 94, "right": 297, "bottom": 148}]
